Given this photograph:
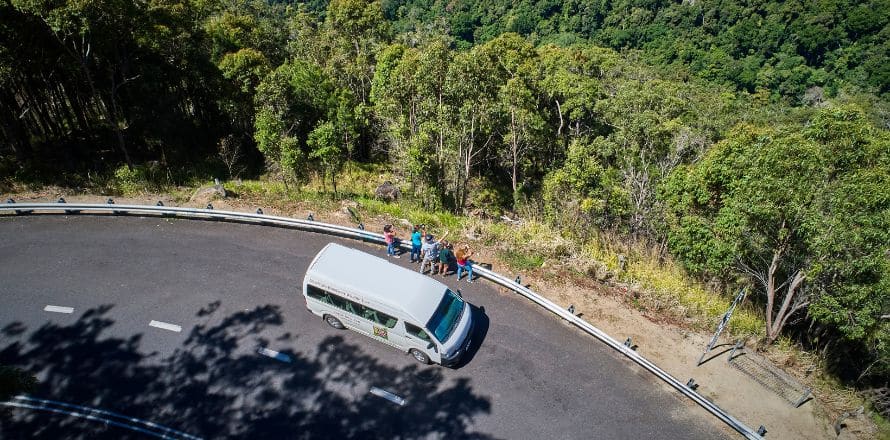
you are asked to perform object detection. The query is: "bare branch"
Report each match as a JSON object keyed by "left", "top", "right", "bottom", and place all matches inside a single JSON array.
[{"left": 737, "top": 258, "right": 767, "bottom": 288}]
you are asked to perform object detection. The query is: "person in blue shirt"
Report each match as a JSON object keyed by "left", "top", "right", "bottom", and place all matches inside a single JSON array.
[{"left": 410, "top": 225, "right": 423, "bottom": 263}]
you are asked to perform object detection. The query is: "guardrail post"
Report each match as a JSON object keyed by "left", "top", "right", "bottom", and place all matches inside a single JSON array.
[
  {"left": 107, "top": 198, "right": 123, "bottom": 215},
  {"left": 256, "top": 208, "right": 263, "bottom": 215},
  {"left": 7, "top": 198, "right": 31, "bottom": 215},
  {"left": 156, "top": 201, "right": 164, "bottom": 206},
  {"left": 58, "top": 197, "right": 80, "bottom": 214},
  {"left": 206, "top": 203, "right": 213, "bottom": 210},
  {"left": 307, "top": 213, "right": 314, "bottom": 221}
]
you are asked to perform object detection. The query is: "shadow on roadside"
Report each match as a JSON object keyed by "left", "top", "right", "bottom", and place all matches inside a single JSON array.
[{"left": 0, "top": 304, "right": 497, "bottom": 439}]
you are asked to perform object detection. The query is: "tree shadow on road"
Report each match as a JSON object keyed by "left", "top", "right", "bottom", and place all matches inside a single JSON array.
[{"left": 0, "top": 304, "right": 496, "bottom": 439}]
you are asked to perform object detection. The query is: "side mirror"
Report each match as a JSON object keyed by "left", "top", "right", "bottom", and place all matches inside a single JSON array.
[
  {"left": 428, "top": 342, "right": 438, "bottom": 353},
  {"left": 456, "top": 289, "right": 462, "bottom": 298}
]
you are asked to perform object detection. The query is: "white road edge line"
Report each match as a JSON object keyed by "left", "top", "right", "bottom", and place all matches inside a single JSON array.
[
  {"left": 43, "top": 305, "right": 74, "bottom": 314},
  {"left": 149, "top": 320, "right": 182, "bottom": 333},
  {"left": 369, "top": 387, "right": 406, "bottom": 406},
  {"left": 11, "top": 395, "right": 203, "bottom": 440},
  {"left": 257, "top": 347, "right": 292, "bottom": 363},
  {"left": 1, "top": 400, "right": 201, "bottom": 440}
]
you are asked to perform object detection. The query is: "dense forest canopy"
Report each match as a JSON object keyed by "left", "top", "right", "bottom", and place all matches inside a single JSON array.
[
  {"left": 0, "top": 0, "right": 888, "bottom": 393},
  {"left": 381, "top": 0, "right": 890, "bottom": 100}
]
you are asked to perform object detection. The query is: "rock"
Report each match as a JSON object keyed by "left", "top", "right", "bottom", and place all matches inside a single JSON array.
[{"left": 375, "top": 181, "right": 401, "bottom": 202}]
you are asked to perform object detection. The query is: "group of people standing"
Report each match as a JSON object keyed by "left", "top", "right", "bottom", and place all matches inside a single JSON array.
[{"left": 384, "top": 223, "right": 475, "bottom": 282}]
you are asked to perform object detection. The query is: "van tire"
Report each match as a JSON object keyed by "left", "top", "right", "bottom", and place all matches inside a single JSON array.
[
  {"left": 409, "top": 349, "right": 430, "bottom": 364},
  {"left": 324, "top": 315, "right": 345, "bottom": 329}
]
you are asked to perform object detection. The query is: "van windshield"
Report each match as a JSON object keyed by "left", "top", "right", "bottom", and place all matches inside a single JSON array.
[{"left": 426, "top": 289, "right": 465, "bottom": 343}]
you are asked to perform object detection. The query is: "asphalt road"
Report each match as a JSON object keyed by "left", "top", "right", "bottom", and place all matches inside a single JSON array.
[{"left": 0, "top": 215, "right": 731, "bottom": 439}]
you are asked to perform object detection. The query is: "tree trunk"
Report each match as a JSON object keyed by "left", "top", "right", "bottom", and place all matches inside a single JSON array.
[
  {"left": 510, "top": 106, "right": 518, "bottom": 193},
  {"left": 761, "top": 245, "right": 810, "bottom": 344}
]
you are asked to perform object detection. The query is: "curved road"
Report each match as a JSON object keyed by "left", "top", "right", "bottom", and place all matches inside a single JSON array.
[{"left": 0, "top": 215, "right": 731, "bottom": 439}]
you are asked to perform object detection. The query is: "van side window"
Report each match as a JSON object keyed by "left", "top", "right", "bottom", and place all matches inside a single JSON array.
[
  {"left": 306, "top": 285, "right": 397, "bottom": 328},
  {"left": 405, "top": 323, "right": 431, "bottom": 342},
  {"left": 359, "top": 305, "right": 398, "bottom": 329},
  {"left": 306, "top": 284, "right": 332, "bottom": 304},
  {"left": 343, "top": 299, "right": 359, "bottom": 315}
]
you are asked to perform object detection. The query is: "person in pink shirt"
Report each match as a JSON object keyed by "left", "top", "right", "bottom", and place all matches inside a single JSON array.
[{"left": 384, "top": 224, "right": 399, "bottom": 258}]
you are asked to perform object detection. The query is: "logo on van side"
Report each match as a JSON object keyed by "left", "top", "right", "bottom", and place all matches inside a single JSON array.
[{"left": 373, "top": 326, "right": 388, "bottom": 339}]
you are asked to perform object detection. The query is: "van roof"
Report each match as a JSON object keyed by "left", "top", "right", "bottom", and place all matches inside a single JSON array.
[{"left": 306, "top": 243, "right": 448, "bottom": 324}]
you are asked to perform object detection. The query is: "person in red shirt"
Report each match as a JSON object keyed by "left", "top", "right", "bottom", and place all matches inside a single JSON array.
[{"left": 455, "top": 243, "right": 475, "bottom": 282}]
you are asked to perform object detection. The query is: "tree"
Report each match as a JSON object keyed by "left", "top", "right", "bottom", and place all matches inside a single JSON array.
[
  {"left": 307, "top": 121, "right": 345, "bottom": 196},
  {"left": 254, "top": 61, "right": 335, "bottom": 186},
  {"left": 663, "top": 105, "right": 890, "bottom": 347},
  {"left": 474, "top": 34, "right": 547, "bottom": 201},
  {"left": 543, "top": 138, "right": 629, "bottom": 231}
]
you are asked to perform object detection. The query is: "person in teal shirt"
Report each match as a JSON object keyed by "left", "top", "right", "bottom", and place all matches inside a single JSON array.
[{"left": 410, "top": 225, "right": 423, "bottom": 262}]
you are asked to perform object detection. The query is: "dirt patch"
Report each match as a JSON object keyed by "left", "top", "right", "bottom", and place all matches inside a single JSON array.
[
  {"left": 2, "top": 188, "right": 878, "bottom": 439},
  {"left": 532, "top": 277, "right": 840, "bottom": 439}
]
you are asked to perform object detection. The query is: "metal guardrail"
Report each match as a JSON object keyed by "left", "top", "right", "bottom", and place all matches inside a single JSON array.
[{"left": 1, "top": 201, "right": 763, "bottom": 439}]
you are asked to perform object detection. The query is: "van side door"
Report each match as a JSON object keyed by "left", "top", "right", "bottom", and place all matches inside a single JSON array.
[{"left": 403, "top": 322, "right": 439, "bottom": 362}]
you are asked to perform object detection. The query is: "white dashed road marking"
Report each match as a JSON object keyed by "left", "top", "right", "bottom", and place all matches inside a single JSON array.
[
  {"left": 148, "top": 320, "right": 182, "bottom": 332},
  {"left": 369, "top": 387, "right": 406, "bottom": 406},
  {"left": 258, "top": 347, "right": 292, "bottom": 363},
  {"left": 43, "top": 305, "right": 74, "bottom": 314}
]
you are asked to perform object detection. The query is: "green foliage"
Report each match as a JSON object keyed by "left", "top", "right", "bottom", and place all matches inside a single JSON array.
[
  {"left": 379, "top": 0, "right": 890, "bottom": 100},
  {"left": 664, "top": 105, "right": 890, "bottom": 375},
  {"left": 112, "top": 165, "right": 150, "bottom": 195},
  {"left": 254, "top": 60, "right": 345, "bottom": 184},
  {"left": 218, "top": 48, "right": 270, "bottom": 95},
  {"left": 543, "top": 138, "right": 629, "bottom": 230}
]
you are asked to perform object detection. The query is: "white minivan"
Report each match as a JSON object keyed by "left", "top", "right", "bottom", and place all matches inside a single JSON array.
[{"left": 303, "top": 243, "right": 474, "bottom": 366}]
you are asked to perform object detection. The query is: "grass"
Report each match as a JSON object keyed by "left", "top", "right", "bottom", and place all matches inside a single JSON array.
[
  {"left": 873, "top": 413, "right": 890, "bottom": 439},
  {"left": 497, "top": 249, "right": 546, "bottom": 270}
]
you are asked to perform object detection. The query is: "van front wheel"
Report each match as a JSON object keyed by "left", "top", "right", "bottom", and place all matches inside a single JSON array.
[
  {"left": 409, "top": 349, "right": 430, "bottom": 364},
  {"left": 324, "top": 315, "right": 345, "bottom": 329}
]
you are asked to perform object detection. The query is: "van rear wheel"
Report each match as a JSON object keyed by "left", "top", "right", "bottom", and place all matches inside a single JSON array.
[
  {"left": 409, "top": 349, "right": 430, "bottom": 364},
  {"left": 324, "top": 315, "right": 345, "bottom": 329}
]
